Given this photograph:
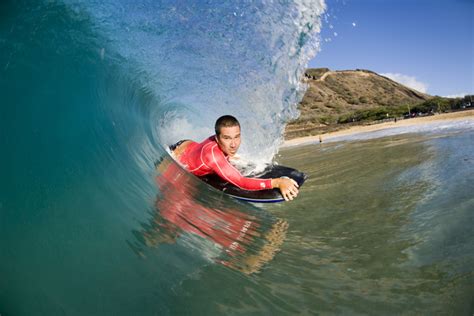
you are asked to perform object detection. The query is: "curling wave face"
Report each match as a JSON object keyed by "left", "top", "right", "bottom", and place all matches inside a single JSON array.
[
  {"left": 62, "top": 0, "right": 326, "bottom": 162},
  {"left": 0, "top": 0, "right": 325, "bottom": 314}
]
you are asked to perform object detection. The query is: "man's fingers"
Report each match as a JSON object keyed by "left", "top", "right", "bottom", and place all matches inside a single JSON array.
[
  {"left": 283, "top": 189, "right": 297, "bottom": 201},
  {"left": 281, "top": 178, "right": 300, "bottom": 201},
  {"left": 290, "top": 187, "right": 299, "bottom": 195}
]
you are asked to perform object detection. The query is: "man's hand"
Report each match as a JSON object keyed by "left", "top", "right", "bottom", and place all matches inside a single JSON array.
[{"left": 271, "top": 177, "right": 299, "bottom": 201}]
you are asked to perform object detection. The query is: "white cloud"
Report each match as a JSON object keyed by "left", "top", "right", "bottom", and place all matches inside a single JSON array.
[
  {"left": 352, "top": 22, "right": 357, "bottom": 27},
  {"left": 381, "top": 73, "right": 428, "bottom": 93},
  {"left": 444, "top": 92, "right": 468, "bottom": 98}
]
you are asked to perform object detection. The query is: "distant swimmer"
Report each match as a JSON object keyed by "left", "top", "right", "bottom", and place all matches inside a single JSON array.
[{"left": 169, "top": 115, "right": 299, "bottom": 201}]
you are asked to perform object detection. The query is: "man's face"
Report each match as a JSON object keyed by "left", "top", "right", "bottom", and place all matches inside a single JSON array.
[{"left": 216, "top": 125, "right": 241, "bottom": 157}]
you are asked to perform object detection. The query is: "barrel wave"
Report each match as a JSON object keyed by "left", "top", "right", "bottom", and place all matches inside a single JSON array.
[{"left": 0, "top": 0, "right": 325, "bottom": 314}]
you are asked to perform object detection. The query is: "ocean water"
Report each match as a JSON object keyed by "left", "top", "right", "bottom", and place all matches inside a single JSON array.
[
  {"left": 275, "top": 129, "right": 474, "bottom": 315},
  {"left": 1, "top": 1, "right": 473, "bottom": 315}
]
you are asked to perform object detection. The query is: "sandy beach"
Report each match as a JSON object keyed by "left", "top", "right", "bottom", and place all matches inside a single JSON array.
[{"left": 283, "top": 109, "right": 474, "bottom": 147}]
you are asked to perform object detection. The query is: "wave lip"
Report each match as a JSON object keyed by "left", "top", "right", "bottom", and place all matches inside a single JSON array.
[{"left": 64, "top": 0, "right": 326, "bottom": 162}]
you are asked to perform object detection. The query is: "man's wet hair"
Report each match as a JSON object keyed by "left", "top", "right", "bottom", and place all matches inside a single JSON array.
[{"left": 215, "top": 115, "right": 240, "bottom": 136}]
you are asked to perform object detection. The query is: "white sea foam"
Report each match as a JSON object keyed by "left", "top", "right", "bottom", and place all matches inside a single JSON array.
[{"left": 284, "top": 117, "right": 474, "bottom": 147}]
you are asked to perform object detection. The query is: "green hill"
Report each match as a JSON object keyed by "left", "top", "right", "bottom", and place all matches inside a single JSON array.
[{"left": 285, "top": 68, "right": 470, "bottom": 139}]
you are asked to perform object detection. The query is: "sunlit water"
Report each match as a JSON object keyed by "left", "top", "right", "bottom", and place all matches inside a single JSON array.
[{"left": 271, "top": 129, "right": 474, "bottom": 315}]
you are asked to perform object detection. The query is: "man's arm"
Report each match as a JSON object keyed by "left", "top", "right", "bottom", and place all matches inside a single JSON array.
[
  {"left": 205, "top": 145, "right": 299, "bottom": 200},
  {"left": 206, "top": 145, "right": 272, "bottom": 191}
]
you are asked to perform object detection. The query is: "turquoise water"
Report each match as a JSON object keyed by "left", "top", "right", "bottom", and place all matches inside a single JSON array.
[{"left": 1, "top": 1, "right": 473, "bottom": 315}]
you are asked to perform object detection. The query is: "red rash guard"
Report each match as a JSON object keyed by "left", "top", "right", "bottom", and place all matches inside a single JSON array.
[{"left": 176, "top": 136, "right": 272, "bottom": 191}]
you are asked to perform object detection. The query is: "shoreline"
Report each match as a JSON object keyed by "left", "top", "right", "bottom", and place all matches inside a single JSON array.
[{"left": 283, "top": 109, "right": 474, "bottom": 147}]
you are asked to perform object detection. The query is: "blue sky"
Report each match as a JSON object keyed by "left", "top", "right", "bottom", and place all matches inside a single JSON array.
[{"left": 309, "top": 0, "right": 473, "bottom": 97}]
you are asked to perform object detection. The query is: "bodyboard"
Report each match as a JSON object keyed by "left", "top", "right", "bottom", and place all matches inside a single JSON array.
[{"left": 199, "top": 165, "right": 307, "bottom": 203}]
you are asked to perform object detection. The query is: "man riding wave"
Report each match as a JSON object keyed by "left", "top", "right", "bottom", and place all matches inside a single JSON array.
[{"left": 169, "top": 115, "right": 299, "bottom": 201}]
